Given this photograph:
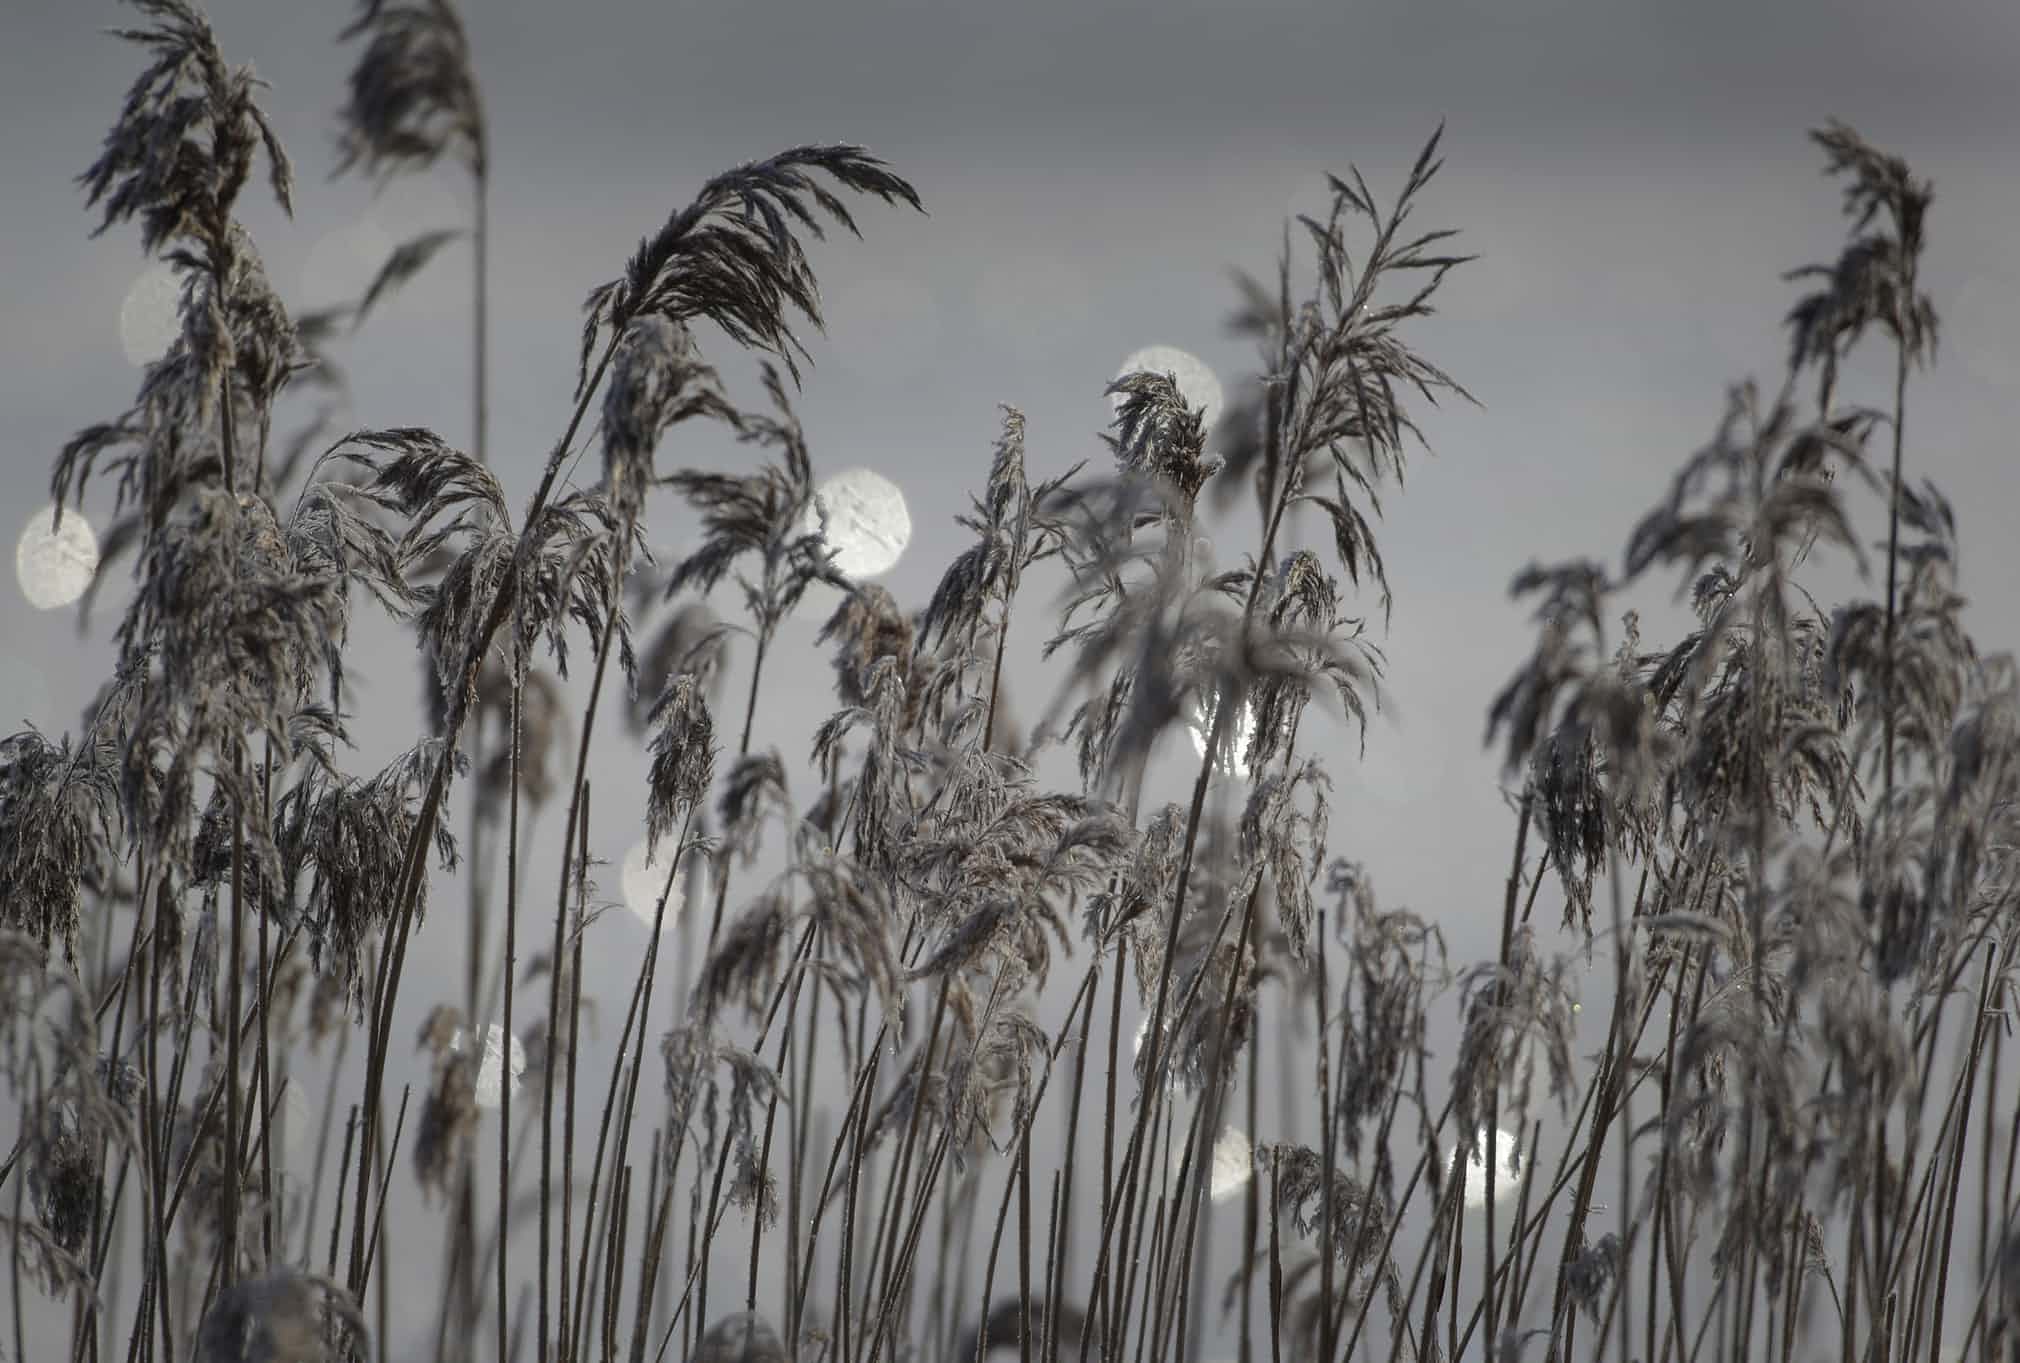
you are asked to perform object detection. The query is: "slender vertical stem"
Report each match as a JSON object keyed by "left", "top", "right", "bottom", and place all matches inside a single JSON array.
[
  {"left": 14, "top": 1102, "right": 31, "bottom": 1363},
  {"left": 457, "top": 726, "right": 487, "bottom": 1354},
  {"left": 133, "top": 823, "right": 167, "bottom": 1363},
  {"left": 838, "top": 1050, "right": 881, "bottom": 1363},
  {"left": 376, "top": 1101, "right": 394, "bottom": 1357},
  {"left": 223, "top": 746, "right": 246, "bottom": 1289},
  {"left": 788, "top": 960, "right": 819, "bottom": 1341},
  {"left": 466, "top": 102, "right": 496, "bottom": 1363},
  {"left": 1097, "top": 950, "right": 1124, "bottom": 1344},
  {"left": 1266, "top": 1152, "right": 1283, "bottom": 1363},
  {"left": 538, "top": 808, "right": 567, "bottom": 1359},
  {"left": 864, "top": 975, "right": 952, "bottom": 1338},
  {"left": 456, "top": 184, "right": 494, "bottom": 1325},
  {"left": 1239, "top": 975, "right": 1259, "bottom": 1363},
  {"left": 1315, "top": 904, "right": 1335, "bottom": 1363},
  {"left": 255, "top": 748, "right": 278, "bottom": 1274},
  {"left": 473, "top": 158, "right": 490, "bottom": 472},
  {"left": 1485, "top": 795, "right": 1532, "bottom": 1356},
  {"left": 1018, "top": 1137, "right": 1034, "bottom": 1363},
  {"left": 704, "top": 627, "right": 773, "bottom": 951},
  {"left": 746, "top": 923, "right": 815, "bottom": 1313},
  {"left": 559, "top": 792, "right": 591, "bottom": 1363},
  {"left": 982, "top": 610, "right": 1011, "bottom": 756},
  {"left": 1878, "top": 270, "right": 1913, "bottom": 807},
  {"left": 354, "top": 337, "right": 618, "bottom": 1295},
  {"left": 1870, "top": 240, "right": 1917, "bottom": 1363},
  {"left": 1048, "top": 968, "right": 1099, "bottom": 1363},
  {"left": 498, "top": 628, "right": 524, "bottom": 1363}
]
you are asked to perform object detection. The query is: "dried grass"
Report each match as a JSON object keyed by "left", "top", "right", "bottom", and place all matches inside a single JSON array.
[{"left": 4, "top": 9, "right": 2014, "bottom": 1363}]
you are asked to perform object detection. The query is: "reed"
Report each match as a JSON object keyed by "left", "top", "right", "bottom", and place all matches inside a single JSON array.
[{"left": 4, "top": 5, "right": 2014, "bottom": 1363}]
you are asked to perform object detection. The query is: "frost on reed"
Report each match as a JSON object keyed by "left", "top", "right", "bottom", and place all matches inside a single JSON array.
[{"left": 4, "top": 7, "right": 2016, "bottom": 1363}]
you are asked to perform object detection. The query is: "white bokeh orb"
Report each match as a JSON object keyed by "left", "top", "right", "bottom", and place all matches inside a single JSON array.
[
  {"left": 119, "top": 260, "right": 184, "bottom": 367},
  {"left": 1186, "top": 688, "right": 1258, "bottom": 781},
  {"left": 1132, "top": 1015, "right": 1150, "bottom": 1060},
  {"left": 620, "top": 836, "right": 706, "bottom": 929},
  {"left": 449, "top": 1023, "right": 528, "bottom": 1110},
  {"left": 1450, "top": 1125, "right": 1524, "bottom": 1209},
  {"left": 1168, "top": 1125, "right": 1255, "bottom": 1204},
  {"left": 1132, "top": 1013, "right": 1162, "bottom": 1063},
  {"left": 800, "top": 468, "right": 912, "bottom": 580},
  {"left": 300, "top": 219, "right": 394, "bottom": 312},
  {"left": 1112, "top": 345, "right": 1224, "bottom": 432},
  {"left": 1130, "top": 1014, "right": 1186, "bottom": 1096},
  {"left": 16, "top": 503, "right": 99, "bottom": 611}
]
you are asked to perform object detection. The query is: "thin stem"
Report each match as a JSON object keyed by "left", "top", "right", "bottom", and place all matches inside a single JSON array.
[
  {"left": 351, "top": 334, "right": 621, "bottom": 1309},
  {"left": 704, "top": 627, "right": 773, "bottom": 951},
  {"left": 499, "top": 629, "right": 524, "bottom": 1363},
  {"left": 222, "top": 757, "right": 245, "bottom": 1288}
]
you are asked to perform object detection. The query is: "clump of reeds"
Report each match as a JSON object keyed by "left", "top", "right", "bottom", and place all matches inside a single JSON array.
[{"left": 4, "top": 7, "right": 2015, "bottom": 1363}]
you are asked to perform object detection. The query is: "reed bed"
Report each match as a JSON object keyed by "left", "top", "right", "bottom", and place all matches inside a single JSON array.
[{"left": 3, "top": 4, "right": 2016, "bottom": 1363}]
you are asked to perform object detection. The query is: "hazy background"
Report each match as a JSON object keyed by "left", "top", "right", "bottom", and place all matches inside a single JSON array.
[{"left": 3, "top": 0, "right": 2016, "bottom": 1357}]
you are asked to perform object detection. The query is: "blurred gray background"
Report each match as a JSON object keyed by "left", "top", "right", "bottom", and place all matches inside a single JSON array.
[{"left": 3, "top": 0, "right": 2017, "bottom": 1358}]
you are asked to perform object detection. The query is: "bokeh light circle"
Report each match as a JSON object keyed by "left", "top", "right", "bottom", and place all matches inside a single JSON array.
[
  {"left": 621, "top": 836, "right": 707, "bottom": 929},
  {"left": 1450, "top": 1125, "right": 1524, "bottom": 1209},
  {"left": 449, "top": 1023, "right": 528, "bottom": 1110},
  {"left": 800, "top": 468, "right": 912, "bottom": 579},
  {"left": 119, "top": 261, "right": 183, "bottom": 367},
  {"left": 1112, "top": 344, "right": 1224, "bottom": 431},
  {"left": 16, "top": 503, "right": 99, "bottom": 611}
]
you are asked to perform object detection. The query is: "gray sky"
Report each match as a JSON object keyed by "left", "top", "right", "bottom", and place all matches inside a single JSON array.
[{"left": 4, "top": 0, "right": 2018, "bottom": 1356}]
